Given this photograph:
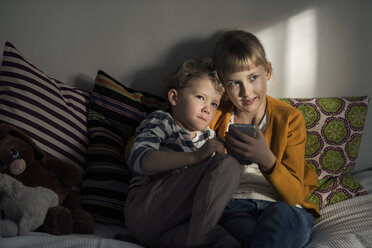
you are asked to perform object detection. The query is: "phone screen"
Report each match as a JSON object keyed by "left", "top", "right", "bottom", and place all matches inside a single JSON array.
[
  {"left": 228, "top": 124, "right": 257, "bottom": 165},
  {"left": 229, "top": 124, "right": 257, "bottom": 138}
]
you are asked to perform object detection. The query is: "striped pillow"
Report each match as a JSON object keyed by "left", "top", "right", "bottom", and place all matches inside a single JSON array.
[
  {"left": 80, "top": 70, "right": 168, "bottom": 224},
  {"left": 0, "top": 42, "right": 90, "bottom": 171}
]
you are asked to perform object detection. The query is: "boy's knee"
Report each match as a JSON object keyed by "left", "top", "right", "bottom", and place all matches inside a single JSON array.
[
  {"left": 212, "top": 153, "right": 241, "bottom": 169},
  {"left": 208, "top": 153, "right": 242, "bottom": 180}
]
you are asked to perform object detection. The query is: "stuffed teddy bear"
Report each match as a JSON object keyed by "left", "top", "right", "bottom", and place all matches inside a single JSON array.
[
  {"left": 0, "top": 123, "right": 95, "bottom": 235},
  {"left": 0, "top": 173, "right": 59, "bottom": 237}
]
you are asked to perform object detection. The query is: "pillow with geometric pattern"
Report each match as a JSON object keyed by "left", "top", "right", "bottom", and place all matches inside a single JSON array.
[{"left": 280, "top": 96, "right": 370, "bottom": 209}]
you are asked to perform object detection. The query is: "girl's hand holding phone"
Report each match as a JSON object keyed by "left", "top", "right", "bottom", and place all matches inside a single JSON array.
[{"left": 225, "top": 125, "right": 276, "bottom": 173}]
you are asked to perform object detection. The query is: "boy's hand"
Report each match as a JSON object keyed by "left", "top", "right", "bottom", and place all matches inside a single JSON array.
[
  {"left": 225, "top": 125, "right": 276, "bottom": 173},
  {"left": 143, "top": 138, "right": 225, "bottom": 172},
  {"left": 193, "top": 137, "right": 225, "bottom": 164}
]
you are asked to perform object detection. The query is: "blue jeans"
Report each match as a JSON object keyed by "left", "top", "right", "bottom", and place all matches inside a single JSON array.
[{"left": 219, "top": 199, "right": 314, "bottom": 248}]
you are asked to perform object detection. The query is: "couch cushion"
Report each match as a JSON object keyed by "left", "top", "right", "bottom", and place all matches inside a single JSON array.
[
  {"left": 280, "top": 97, "right": 370, "bottom": 209},
  {"left": 0, "top": 42, "right": 90, "bottom": 171},
  {"left": 80, "top": 70, "right": 168, "bottom": 224}
]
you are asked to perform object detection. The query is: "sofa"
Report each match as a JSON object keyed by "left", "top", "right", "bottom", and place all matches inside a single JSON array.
[{"left": 1, "top": 41, "right": 371, "bottom": 248}]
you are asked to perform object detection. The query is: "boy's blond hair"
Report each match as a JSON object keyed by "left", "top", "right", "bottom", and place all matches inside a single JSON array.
[
  {"left": 212, "top": 30, "right": 269, "bottom": 81},
  {"left": 165, "top": 58, "right": 224, "bottom": 98}
]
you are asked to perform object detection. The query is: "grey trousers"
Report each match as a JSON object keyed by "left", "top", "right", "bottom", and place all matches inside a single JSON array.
[{"left": 124, "top": 153, "right": 243, "bottom": 248}]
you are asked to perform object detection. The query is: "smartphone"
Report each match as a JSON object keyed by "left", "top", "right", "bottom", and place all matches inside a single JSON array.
[
  {"left": 229, "top": 124, "right": 257, "bottom": 138},
  {"left": 228, "top": 124, "right": 257, "bottom": 165}
]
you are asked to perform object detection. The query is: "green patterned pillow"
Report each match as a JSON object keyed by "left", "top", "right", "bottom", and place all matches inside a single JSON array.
[{"left": 280, "top": 96, "right": 370, "bottom": 209}]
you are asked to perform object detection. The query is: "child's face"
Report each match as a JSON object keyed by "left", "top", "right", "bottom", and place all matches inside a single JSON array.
[
  {"left": 169, "top": 77, "right": 222, "bottom": 135},
  {"left": 223, "top": 63, "right": 271, "bottom": 120}
]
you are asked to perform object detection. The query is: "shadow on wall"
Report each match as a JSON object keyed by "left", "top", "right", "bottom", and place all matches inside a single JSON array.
[
  {"left": 124, "top": 1, "right": 323, "bottom": 98},
  {"left": 73, "top": 74, "right": 94, "bottom": 91},
  {"left": 68, "top": 0, "right": 371, "bottom": 100},
  {"left": 127, "top": 9, "right": 320, "bottom": 100},
  {"left": 71, "top": 0, "right": 323, "bottom": 95},
  {"left": 128, "top": 32, "right": 223, "bottom": 99}
]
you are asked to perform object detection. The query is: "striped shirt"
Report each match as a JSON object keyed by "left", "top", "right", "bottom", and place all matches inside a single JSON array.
[{"left": 129, "top": 110, "right": 215, "bottom": 188}]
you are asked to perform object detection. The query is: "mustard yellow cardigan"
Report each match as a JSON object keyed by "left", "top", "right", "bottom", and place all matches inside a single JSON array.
[{"left": 210, "top": 95, "right": 320, "bottom": 218}]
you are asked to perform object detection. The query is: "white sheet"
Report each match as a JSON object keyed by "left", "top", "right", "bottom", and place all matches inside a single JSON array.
[
  {"left": 305, "top": 169, "right": 372, "bottom": 248},
  {"left": 305, "top": 193, "right": 372, "bottom": 248},
  {"left": 0, "top": 231, "right": 143, "bottom": 248}
]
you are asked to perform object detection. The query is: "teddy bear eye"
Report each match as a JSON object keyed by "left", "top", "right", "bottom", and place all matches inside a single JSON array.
[
  {"left": 0, "top": 160, "right": 7, "bottom": 169},
  {"left": 10, "top": 148, "right": 19, "bottom": 158}
]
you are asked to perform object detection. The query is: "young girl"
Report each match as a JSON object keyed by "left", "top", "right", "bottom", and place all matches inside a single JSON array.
[
  {"left": 124, "top": 58, "right": 242, "bottom": 248},
  {"left": 210, "top": 30, "right": 320, "bottom": 248}
]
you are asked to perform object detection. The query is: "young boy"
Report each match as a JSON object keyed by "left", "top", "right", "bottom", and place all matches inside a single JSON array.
[{"left": 124, "top": 58, "right": 243, "bottom": 248}]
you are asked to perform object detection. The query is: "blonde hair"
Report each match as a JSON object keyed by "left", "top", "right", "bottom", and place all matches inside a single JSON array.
[
  {"left": 165, "top": 58, "right": 224, "bottom": 98},
  {"left": 212, "top": 30, "right": 269, "bottom": 81}
]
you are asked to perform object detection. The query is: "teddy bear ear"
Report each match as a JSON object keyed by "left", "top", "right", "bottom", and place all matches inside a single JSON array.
[{"left": 0, "top": 123, "right": 46, "bottom": 160}]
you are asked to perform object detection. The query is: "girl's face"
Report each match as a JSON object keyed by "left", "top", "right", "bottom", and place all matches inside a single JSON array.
[
  {"left": 223, "top": 63, "right": 272, "bottom": 123},
  {"left": 169, "top": 77, "right": 222, "bottom": 137}
]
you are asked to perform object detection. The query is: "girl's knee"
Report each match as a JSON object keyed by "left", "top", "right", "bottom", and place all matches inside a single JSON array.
[
  {"left": 263, "top": 202, "right": 313, "bottom": 229},
  {"left": 262, "top": 202, "right": 313, "bottom": 247},
  {"left": 265, "top": 202, "right": 298, "bottom": 219},
  {"left": 270, "top": 202, "right": 292, "bottom": 212}
]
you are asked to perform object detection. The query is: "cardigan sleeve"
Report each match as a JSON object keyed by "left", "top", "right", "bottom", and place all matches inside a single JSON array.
[{"left": 263, "top": 109, "right": 317, "bottom": 206}]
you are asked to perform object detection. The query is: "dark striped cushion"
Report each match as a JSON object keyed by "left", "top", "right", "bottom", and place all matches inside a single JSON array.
[
  {"left": 0, "top": 42, "right": 90, "bottom": 171},
  {"left": 80, "top": 70, "right": 167, "bottom": 224}
]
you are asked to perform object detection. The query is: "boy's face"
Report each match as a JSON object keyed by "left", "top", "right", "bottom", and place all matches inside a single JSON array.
[
  {"left": 169, "top": 77, "right": 221, "bottom": 135},
  {"left": 223, "top": 63, "right": 271, "bottom": 121}
]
